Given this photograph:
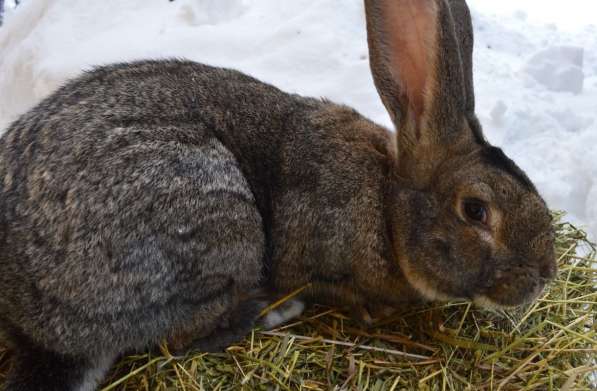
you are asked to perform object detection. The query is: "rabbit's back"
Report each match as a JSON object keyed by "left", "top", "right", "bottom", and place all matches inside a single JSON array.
[{"left": 0, "top": 60, "right": 285, "bottom": 355}]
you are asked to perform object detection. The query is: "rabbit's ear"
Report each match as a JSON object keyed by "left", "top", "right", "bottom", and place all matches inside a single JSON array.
[
  {"left": 365, "top": 0, "right": 479, "bottom": 184},
  {"left": 446, "top": 0, "right": 475, "bottom": 115}
]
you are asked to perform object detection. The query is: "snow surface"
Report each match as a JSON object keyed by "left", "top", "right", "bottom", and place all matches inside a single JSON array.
[{"left": 0, "top": 0, "right": 596, "bottom": 240}]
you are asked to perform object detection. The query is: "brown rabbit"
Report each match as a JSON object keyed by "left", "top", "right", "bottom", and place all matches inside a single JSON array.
[
  {"left": 0, "top": 0, "right": 556, "bottom": 390},
  {"left": 267, "top": 0, "right": 556, "bottom": 315}
]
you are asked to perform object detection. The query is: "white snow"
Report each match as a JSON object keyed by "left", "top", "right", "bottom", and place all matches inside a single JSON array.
[
  {"left": 523, "top": 46, "right": 584, "bottom": 94},
  {"left": 0, "top": 0, "right": 596, "bottom": 240}
]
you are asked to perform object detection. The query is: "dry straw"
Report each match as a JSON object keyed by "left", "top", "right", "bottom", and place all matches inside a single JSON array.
[{"left": 1, "top": 213, "right": 595, "bottom": 390}]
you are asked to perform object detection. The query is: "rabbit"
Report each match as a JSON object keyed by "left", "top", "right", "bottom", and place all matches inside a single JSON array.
[{"left": 0, "top": 0, "right": 557, "bottom": 390}]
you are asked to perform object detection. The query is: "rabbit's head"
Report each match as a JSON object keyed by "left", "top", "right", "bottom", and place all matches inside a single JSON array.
[{"left": 365, "top": 0, "right": 557, "bottom": 308}]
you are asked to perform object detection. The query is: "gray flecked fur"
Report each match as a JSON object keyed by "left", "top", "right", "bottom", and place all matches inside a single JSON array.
[{"left": 0, "top": 62, "right": 275, "bottom": 389}]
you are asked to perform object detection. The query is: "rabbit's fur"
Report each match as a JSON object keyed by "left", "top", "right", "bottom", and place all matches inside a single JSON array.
[{"left": 0, "top": 0, "right": 556, "bottom": 390}]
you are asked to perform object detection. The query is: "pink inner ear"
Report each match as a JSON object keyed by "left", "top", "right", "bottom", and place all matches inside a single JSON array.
[{"left": 383, "top": 0, "right": 438, "bottom": 119}]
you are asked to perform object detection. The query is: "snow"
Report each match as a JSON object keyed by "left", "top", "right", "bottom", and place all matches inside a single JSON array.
[
  {"left": 0, "top": 0, "right": 595, "bottom": 241},
  {"left": 523, "top": 46, "right": 585, "bottom": 94}
]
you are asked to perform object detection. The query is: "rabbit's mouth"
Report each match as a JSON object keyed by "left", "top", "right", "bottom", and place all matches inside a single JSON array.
[
  {"left": 473, "top": 250, "right": 557, "bottom": 309},
  {"left": 472, "top": 275, "right": 548, "bottom": 309}
]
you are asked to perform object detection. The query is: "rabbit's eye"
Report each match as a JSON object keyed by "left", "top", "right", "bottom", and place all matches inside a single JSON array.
[{"left": 463, "top": 200, "right": 488, "bottom": 225}]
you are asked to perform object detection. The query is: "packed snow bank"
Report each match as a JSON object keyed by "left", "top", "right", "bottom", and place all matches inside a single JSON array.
[
  {"left": 523, "top": 46, "right": 585, "bottom": 94},
  {"left": 0, "top": 0, "right": 595, "bottom": 240}
]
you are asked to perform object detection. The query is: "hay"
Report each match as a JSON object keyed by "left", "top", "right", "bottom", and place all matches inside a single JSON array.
[{"left": 0, "top": 213, "right": 595, "bottom": 390}]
